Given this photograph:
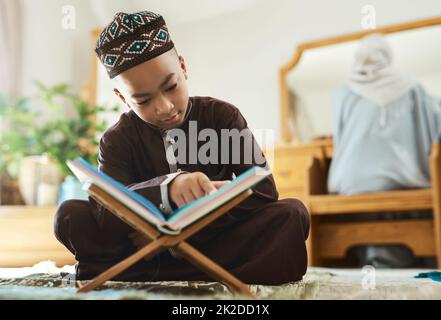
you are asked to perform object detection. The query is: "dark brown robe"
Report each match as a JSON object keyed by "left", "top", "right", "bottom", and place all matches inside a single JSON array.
[{"left": 54, "top": 96, "right": 310, "bottom": 285}]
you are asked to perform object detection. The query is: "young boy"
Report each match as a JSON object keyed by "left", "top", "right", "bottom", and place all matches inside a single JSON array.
[{"left": 54, "top": 11, "right": 310, "bottom": 285}]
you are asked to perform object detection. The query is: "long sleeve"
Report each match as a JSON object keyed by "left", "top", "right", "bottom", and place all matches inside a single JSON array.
[
  {"left": 219, "top": 107, "right": 279, "bottom": 212},
  {"left": 89, "top": 131, "right": 183, "bottom": 236}
]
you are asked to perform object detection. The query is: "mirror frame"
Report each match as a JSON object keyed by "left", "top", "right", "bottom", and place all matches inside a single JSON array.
[
  {"left": 87, "top": 28, "right": 101, "bottom": 108},
  {"left": 279, "top": 16, "right": 441, "bottom": 144}
]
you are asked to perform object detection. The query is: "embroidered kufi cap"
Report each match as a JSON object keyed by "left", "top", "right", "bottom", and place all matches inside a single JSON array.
[{"left": 95, "top": 11, "right": 174, "bottom": 78}]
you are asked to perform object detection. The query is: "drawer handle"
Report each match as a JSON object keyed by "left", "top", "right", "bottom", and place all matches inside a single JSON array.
[{"left": 277, "top": 170, "right": 293, "bottom": 177}]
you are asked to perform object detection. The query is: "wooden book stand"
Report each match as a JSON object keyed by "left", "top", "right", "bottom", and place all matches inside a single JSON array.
[{"left": 76, "top": 184, "right": 255, "bottom": 298}]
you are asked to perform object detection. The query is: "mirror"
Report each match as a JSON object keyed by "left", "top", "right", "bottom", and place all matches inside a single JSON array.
[{"left": 280, "top": 16, "right": 441, "bottom": 144}]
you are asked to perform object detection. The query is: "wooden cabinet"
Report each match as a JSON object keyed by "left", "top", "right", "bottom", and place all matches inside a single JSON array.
[
  {"left": 270, "top": 140, "right": 332, "bottom": 201},
  {"left": 0, "top": 206, "right": 75, "bottom": 267}
]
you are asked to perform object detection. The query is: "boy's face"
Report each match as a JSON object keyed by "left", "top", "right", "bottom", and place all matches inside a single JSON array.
[{"left": 113, "top": 49, "right": 189, "bottom": 129}]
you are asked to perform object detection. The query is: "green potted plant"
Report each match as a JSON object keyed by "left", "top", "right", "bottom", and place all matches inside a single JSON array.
[
  {"left": 0, "top": 93, "right": 39, "bottom": 204},
  {"left": 1, "top": 83, "right": 118, "bottom": 205},
  {"left": 32, "top": 82, "right": 118, "bottom": 204}
]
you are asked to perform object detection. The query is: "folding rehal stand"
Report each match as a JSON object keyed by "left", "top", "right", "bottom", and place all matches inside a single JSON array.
[{"left": 76, "top": 183, "right": 255, "bottom": 298}]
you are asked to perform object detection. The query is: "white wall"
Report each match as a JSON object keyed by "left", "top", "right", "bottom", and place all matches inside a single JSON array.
[
  {"left": 19, "top": 0, "right": 441, "bottom": 140},
  {"left": 170, "top": 0, "right": 441, "bottom": 141},
  {"left": 20, "top": 0, "right": 96, "bottom": 120}
]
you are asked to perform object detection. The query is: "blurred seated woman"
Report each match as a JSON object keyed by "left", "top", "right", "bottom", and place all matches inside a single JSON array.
[{"left": 328, "top": 34, "right": 441, "bottom": 268}]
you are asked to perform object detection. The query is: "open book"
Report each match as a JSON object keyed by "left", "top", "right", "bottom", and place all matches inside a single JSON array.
[{"left": 67, "top": 158, "right": 271, "bottom": 235}]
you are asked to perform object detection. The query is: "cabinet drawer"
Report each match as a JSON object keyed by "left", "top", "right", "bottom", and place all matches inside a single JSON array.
[{"left": 272, "top": 155, "right": 310, "bottom": 191}]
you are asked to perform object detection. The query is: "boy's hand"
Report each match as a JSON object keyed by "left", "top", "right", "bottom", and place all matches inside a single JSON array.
[{"left": 169, "top": 172, "right": 230, "bottom": 207}]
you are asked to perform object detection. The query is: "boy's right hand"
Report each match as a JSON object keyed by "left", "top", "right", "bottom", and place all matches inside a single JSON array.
[{"left": 169, "top": 172, "right": 229, "bottom": 207}]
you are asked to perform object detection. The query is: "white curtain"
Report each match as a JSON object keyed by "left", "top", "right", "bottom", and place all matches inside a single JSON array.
[{"left": 0, "top": 0, "right": 21, "bottom": 99}]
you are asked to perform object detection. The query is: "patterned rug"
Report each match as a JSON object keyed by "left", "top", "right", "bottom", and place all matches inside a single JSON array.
[{"left": 0, "top": 262, "right": 440, "bottom": 299}]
